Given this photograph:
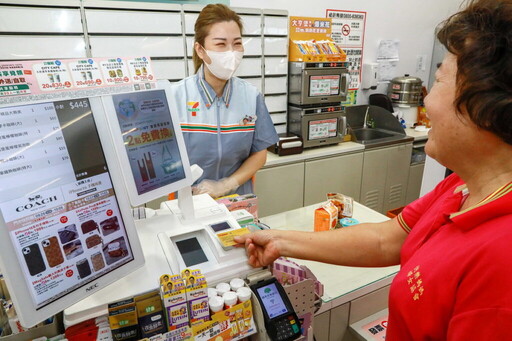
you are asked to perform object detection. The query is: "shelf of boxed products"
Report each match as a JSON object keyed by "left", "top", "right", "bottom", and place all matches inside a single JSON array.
[{"left": 63, "top": 266, "right": 318, "bottom": 341}]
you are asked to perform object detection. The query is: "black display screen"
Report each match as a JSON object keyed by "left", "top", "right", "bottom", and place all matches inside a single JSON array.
[
  {"left": 210, "top": 221, "right": 231, "bottom": 233},
  {"left": 175, "top": 238, "right": 208, "bottom": 267}
]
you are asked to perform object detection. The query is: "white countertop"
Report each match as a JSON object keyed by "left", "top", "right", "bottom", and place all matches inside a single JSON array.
[
  {"left": 264, "top": 129, "right": 428, "bottom": 168},
  {"left": 404, "top": 127, "right": 429, "bottom": 142},
  {"left": 260, "top": 202, "right": 399, "bottom": 311}
]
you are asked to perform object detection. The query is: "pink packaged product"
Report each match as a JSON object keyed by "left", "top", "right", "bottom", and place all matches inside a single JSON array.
[
  {"left": 216, "top": 193, "right": 258, "bottom": 219},
  {"left": 272, "top": 257, "right": 324, "bottom": 298}
]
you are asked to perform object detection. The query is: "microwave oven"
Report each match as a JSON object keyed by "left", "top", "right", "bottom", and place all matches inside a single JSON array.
[
  {"left": 288, "top": 62, "right": 349, "bottom": 106},
  {"left": 288, "top": 104, "right": 346, "bottom": 148}
]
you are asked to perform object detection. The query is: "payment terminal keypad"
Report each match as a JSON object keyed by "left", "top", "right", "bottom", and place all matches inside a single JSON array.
[{"left": 273, "top": 315, "right": 300, "bottom": 341}]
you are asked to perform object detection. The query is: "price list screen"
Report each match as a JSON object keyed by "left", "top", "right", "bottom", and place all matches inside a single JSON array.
[{"left": 0, "top": 99, "right": 134, "bottom": 309}]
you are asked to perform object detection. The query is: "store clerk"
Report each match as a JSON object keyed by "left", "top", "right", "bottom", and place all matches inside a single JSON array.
[{"left": 169, "top": 4, "right": 278, "bottom": 198}]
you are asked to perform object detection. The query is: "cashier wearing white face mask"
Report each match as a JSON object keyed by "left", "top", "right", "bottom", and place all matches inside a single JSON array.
[{"left": 169, "top": 4, "right": 278, "bottom": 198}]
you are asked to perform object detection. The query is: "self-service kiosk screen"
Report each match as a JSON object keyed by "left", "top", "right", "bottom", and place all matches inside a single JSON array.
[
  {"left": 309, "top": 75, "right": 340, "bottom": 97},
  {"left": 256, "top": 282, "right": 289, "bottom": 319},
  {"left": 0, "top": 99, "right": 135, "bottom": 310},
  {"left": 175, "top": 237, "right": 208, "bottom": 267},
  {"left": 110, "top": 90, "right": 186, "bottom": 196}
]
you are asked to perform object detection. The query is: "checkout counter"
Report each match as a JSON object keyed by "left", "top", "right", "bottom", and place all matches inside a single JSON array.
[{"left": 261, "top": 202, "right": 397, "bottom": 341}]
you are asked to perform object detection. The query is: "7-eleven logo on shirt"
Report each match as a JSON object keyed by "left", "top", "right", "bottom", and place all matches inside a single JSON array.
[{"left": 187, "top": 101, "right": 200, "bottom": 116}]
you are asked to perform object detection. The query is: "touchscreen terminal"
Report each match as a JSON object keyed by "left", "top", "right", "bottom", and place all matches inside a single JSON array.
[
  {"left": 101, "top": 82, "right": 193, "bottom": 207},
  {"left": 0, "top": 98, "right": 143, "bottom": 327},
  {"left": 251, "top": 278, "right": 301, "bottom": 341}
]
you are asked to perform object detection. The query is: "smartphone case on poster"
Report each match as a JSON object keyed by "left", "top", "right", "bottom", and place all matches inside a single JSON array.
[
  {"left": 42, "top": 236, "right": 64, "bottom": 267},
  {"left": 22, "top": 244, "right": 47, "bottom": 276},
  {"left": 76, "top": 258, "right": 92, "bottom": 278}
]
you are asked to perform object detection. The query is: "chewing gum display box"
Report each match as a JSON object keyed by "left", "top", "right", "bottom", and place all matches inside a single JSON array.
[
  {"left": 108, "top": 301, "right": 139, "bottom": 341},
  {"left": 216, "top": 193, "right": 258, "bottom": 219},
  {"left": 135, "top": 291, "right": 167, "bottom": 338},
  {"left": 314, "top": 201, "right": 338, "bottom": 231}
]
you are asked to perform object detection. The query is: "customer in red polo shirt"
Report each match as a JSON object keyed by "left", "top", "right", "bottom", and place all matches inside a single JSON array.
[{"left": 235, "top": 0, "right": 512, "bottom": 339}]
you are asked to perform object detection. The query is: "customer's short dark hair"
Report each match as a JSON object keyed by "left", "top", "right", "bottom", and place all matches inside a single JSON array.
[{"left": 437, "top": 0, "right": 512, "bottom": 144}]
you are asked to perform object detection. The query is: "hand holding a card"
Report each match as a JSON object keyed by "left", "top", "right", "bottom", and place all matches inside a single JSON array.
[{"left": 234, "top": 230, "right": 281, "bottom": 268}]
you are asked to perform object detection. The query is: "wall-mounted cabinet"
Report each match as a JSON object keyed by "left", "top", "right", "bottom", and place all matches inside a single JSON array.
[
  {"left": 0, "top": 0, "right": 290, "bottom": 142},
  {"left": 0, "top": 6, "right": 82, "bottom": 33},
  {"left": 0, "top": 36, "right": 87, "bottom": 60}
]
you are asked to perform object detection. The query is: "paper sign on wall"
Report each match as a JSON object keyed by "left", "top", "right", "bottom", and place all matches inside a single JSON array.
[{"left": 326, "top": 10, "right": 367, "bottom": 90}]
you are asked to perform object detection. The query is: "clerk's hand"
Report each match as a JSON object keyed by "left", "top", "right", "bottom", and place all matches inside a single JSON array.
[
  {"left": 234, "top": 230, "right": 281, "bottom": 268},
  {"left": 192, "top": 177, "right": 239, "bottom": 198}
]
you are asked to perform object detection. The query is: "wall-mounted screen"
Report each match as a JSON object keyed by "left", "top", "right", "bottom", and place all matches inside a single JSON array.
[
  {"left": 100, "top": 81, "right": 192, "bottom": 207},
  {"left": 0, "top": 98, "right": 144, "bottom": 327}
]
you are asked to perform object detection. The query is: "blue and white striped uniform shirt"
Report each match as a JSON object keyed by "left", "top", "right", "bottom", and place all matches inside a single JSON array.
[{"left": 169, "top": 66, "right": 279, "bottom": 195}]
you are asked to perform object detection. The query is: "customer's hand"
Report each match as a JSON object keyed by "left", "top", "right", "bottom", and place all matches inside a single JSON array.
[
  {"left": 234, "top": 230, "right": 281, "bottom": 268},
  {"left": 192, "top": 177, "right": 239, "bottom": 198}
]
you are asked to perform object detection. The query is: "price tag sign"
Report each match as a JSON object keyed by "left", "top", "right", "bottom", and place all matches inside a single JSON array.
[
  {"left": 33, "top": 60, "right": 73, "bottom": 91},
  {"left": 127, "top": 57, "right": 155, "bottom": 83},
  {"left": 69, "top": 59, "right": 103, "bottom": 88},
  {"left": 100, "top": 58, "right": 130, "bottom": 85}
]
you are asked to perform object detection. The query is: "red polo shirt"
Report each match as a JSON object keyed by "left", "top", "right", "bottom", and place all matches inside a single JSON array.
[{"left": 387, "top": 173, "right": 512, "bottom": 340}]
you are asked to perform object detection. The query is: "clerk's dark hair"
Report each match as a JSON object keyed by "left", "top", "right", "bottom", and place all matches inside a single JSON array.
[
  {"left": 193, "top": 4, "right": 243, "bottom": 73},
  {"left": 437, "top": 0, "right": 512, "bottom": 144}
]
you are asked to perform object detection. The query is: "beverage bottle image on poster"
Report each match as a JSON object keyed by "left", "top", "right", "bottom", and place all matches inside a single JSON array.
[{"left": 112, "top": 90, "right": 186, "bottom": 195}]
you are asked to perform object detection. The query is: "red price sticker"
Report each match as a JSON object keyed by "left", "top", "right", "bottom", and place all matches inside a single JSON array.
[
  {"left": 106, "top": 209, "right": 113, "bottom": 216},
  {"left": 66, "top": 270, "right": 74, "bottom": 277},
  {"left": 60, "top": 216, "right": 68, "bottom": 223}
]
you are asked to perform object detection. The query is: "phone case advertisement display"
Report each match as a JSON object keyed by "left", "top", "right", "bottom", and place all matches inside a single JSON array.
[
  {"left": 326, "top": 10, "right": 367, "bottom": 90},
  {"left": 0, "top": 57, "right": 156, "bottom": 105},
  {"left": 110, "top": 90, "right": 186, "bottom": 196},
  {"left": 0, "top": 98, "right": 135, "bottom": 310}
]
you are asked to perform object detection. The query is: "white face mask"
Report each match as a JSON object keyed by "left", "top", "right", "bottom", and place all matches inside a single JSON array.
[{"left": 203, "top": 49, "right": 244, "bottom": 80}]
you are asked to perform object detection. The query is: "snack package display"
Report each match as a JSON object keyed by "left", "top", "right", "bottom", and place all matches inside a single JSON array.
[
  {"left": 216, "top": 193, "right": 258, "bottom": 219},
  {"left": 108, "top": 299, "right": 139, "bottom": 341},
  {"left": 327, "top": 193, "right": 354, "bottom": 219},
  {"left": 135, "top": 291, "right": 167, "bottom": 338}
]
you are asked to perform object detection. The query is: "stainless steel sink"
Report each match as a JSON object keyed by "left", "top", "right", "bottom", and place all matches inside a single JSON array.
[
  {"left": 351, "top": 127, "right": 412, "bottom": 147},
  {"left": 353, "top": 128, "right": 394, "bottom": 141}
]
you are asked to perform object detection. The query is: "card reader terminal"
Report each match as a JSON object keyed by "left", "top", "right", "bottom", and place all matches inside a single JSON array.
[
  {"left": 209, "top": 221, "right": 250, "bottom": 251},
  {"left": 250, "top": 278, "right": 301, "bottom": 341}
]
